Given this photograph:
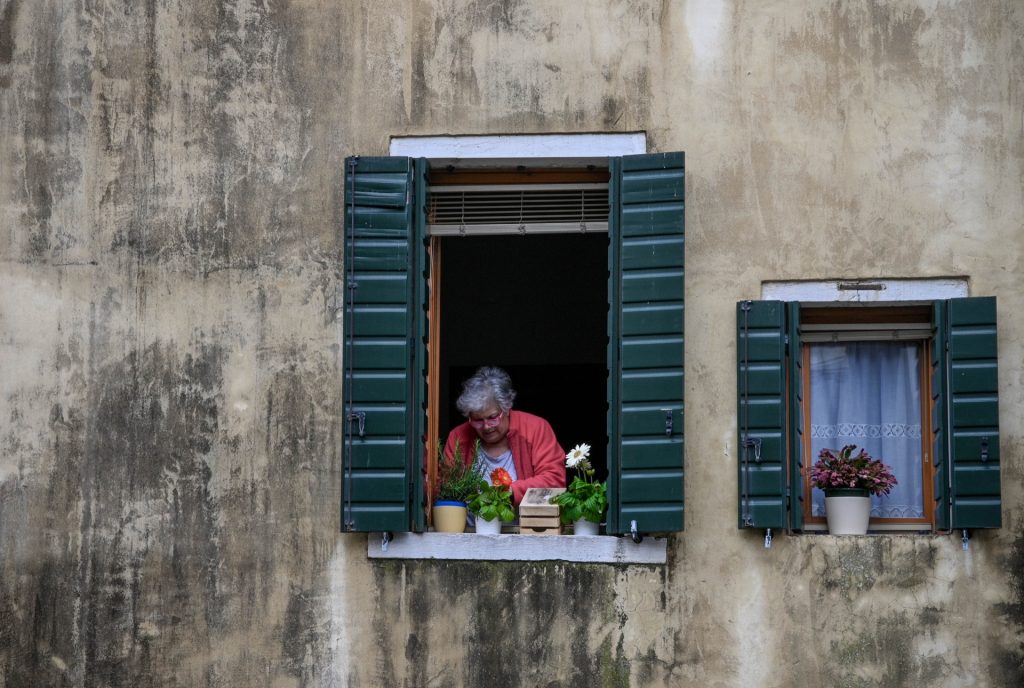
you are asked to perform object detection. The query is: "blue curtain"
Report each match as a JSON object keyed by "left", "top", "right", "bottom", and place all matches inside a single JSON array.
[{"left": 809, "top": 342, "right": 923, "bottom": 518}]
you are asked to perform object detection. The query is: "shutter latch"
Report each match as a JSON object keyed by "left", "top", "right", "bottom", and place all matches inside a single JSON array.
[
  {"left": 662, "top": 409, "right": 674, "bottom": 436},
  {"left": 741, "top": 437, "right": 762, "bottom": 462},
  {"left": 348, "top": 411, "right": 366, "bottom": 438},
  {"left": 764, "top": 528, "right": 773, "bottom": 549}
]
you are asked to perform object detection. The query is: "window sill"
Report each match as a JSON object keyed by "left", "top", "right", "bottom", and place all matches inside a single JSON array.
[{"left": 366, "top": 532, "right": 668, "bottom": 564}]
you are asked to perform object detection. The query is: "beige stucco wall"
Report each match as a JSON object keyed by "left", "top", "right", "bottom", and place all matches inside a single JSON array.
[{"left": 1, "top": 1, "right": 1022, "bottom": 686}]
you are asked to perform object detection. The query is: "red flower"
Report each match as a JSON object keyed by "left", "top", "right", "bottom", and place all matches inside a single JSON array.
[{"left": 490, "top": 468, "right": 513, "bottom": 488}]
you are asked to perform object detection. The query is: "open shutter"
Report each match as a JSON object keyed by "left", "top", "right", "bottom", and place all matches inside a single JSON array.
[
  {"left": 786, "top": 302, "right": 804, "bottom": 531},
  {"left": 737, "top": 301, "right": 789, "bottom": 529},
  {"left": 341, "top": 156, "right": 421, "bottom": 532},
  {"left": 608, "top": 152, "right": 685, "bottom": 535},
  {"left": 930, "top": 301, "right": 950, "bottom": 531},
  {"left": 945, "top": 296, "right": 1001, "bottom": 529}
]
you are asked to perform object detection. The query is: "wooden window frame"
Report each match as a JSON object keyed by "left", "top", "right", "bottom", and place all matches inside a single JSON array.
[{"left": 798, "top": 306, "right": 936, "bottom": 529}]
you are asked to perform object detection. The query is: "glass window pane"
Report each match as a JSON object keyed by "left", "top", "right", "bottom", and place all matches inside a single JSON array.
[{"left": 809, "top": 342, "right": 923, "bottom": 518}]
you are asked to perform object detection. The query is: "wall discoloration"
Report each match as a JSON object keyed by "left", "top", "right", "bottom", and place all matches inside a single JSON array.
[{"left": 1, "top": 0, "right": 1022, "bottom": 686}]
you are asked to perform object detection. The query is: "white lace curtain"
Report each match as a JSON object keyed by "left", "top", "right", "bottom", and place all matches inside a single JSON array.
[{"left": 809, "top": 342, "right": 923, "bottom": 519}]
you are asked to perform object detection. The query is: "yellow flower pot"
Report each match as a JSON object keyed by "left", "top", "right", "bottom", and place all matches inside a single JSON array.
[{"left": 433, "top": 501, "right": 467, "bottom": 533}]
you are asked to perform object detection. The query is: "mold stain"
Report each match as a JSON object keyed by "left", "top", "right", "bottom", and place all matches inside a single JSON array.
[
  {"left": 364, "top": 560, "right": 655, "bottom": 688},
  {"left": 0, "top": 341, "right": 229, "bottom": 685}
]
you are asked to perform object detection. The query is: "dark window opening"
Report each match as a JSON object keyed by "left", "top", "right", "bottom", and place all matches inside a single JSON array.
[{"left": 438, "top": 233, "right": 610, "bottom": 483}]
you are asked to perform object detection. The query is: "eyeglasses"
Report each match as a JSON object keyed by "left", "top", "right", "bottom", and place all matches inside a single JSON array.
[{"left": 468, "top": 410, "right": 505, "bottom": 429}]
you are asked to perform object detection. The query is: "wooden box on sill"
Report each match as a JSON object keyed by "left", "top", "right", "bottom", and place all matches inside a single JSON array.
[{"left": 519, "top": 487, "right": 565, "bottom": 535}]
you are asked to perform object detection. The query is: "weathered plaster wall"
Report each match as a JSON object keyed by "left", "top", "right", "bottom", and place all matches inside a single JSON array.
[{"left": 0, "top": 1, "right": 1021, "bottom": 686}]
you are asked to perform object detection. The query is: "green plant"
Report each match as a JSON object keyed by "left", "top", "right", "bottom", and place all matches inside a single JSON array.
[
  {"left": 436, "top": 438, "right": 480, "bottom": 503},
  {"left": 468, "top": 468, "right": 516, "bottom": 522},
  {"left": 551, "top": 443, "right": 607, "bottom": 524}
]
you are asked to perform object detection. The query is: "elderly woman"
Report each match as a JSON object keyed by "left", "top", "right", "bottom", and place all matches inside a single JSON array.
[{"left": 444, "top": 366, "right": 566, "bottom": 506}]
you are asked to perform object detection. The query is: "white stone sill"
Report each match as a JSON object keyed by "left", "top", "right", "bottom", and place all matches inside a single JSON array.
[{"left": 366, "top": 532, "right": 668, "bottom": 564}]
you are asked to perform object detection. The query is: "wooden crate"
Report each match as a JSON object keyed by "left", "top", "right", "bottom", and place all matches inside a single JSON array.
[
  {"left": 519, "top": 487, "right": 565, "bottom": 535},
  {"left": 520, "top": 515, "right": 560, "bottom": 529}
]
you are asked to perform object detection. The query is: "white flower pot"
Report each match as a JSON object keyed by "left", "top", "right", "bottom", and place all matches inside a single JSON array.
[
  {"left": 824, "top": 490, "right": 871, "bottom": 535},
  {"left": 573, "top": 518, "right": 600, "bottom": 536},
  {"left": 475, "top": 516, "right": 502, "bottom": 535}
]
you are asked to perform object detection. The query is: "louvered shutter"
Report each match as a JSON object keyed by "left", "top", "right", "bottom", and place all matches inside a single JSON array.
[
  {"left": 737, "top": 301, "right": 789, "bottom": 529},
  {"left": 341, "top": 156, "right": 423, "bottom": 532},
  {"left": 607, "top": 152, "right": 685, "bottom": 534},
  {"left": 944, "top": 296, "right": 1001, "bottom": 529}
]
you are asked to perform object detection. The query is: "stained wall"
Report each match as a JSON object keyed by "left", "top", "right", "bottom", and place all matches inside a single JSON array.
[{"left": 1, "top": 1, "right": 1022, "bottom": 686}]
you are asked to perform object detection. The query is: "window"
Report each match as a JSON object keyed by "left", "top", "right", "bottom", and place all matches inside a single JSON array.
[
  {"left": 737, "top": 297, "right": 1001, "bottom": 533},
  {"left": 341, "top": 151, "right": 685, "bottom": 537}
]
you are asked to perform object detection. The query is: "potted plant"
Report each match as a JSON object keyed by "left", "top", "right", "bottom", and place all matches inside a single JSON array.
[
  {"left": 467, "top": 468, "right": 515, "bottom": 534},
  {"left": 433, "top": 438, "right": 479, "bottom": 533},
  {"left": 551, "top": 443, "right": 607, "bottom": 535},
  {"left": 811, "top": 444, "right": 898, "bottom": 535}
]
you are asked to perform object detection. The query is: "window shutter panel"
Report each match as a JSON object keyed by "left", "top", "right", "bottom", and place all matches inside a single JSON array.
[
  {"left": 786, "top": 302, "right": 804, "bottom": 531},
  {"left": 930, "top": 301, "right": 950, "bottom": 531},
  {"left": 946, "top": 296, "right": 1001, "bottom": 529},
  {"left": 737, "top": 301, "right": 788, "bottom": 529},
  {"left": 607, "top": 152, "right": 685, "bottom": 535},
  {"left": 341, "top": 156, "right": 420, "bottom": 532}
]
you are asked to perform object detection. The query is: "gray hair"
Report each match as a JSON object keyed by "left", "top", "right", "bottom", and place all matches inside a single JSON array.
[{"left": 456, "top": 366, "right": 517, "bottom": 416}]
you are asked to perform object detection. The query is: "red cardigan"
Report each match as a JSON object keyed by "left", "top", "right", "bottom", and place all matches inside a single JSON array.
[{"left": 444, "top": 410, "right": 566, "bottom": 505}]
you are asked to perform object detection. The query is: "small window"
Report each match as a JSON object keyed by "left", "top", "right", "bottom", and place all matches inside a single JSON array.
[
  {"left": 800, "top": 307, "right": 932, "bottom": 528},
  {"left": 737, "top": 298, "right": 1001, "bottom": 533}
]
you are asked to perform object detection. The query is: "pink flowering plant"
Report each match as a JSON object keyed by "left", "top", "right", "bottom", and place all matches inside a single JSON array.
[{"left": 810, "top": 444, "right": 898, "bottom": 496}]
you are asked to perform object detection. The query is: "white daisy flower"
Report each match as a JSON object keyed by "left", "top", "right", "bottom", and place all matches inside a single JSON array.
[{"left": 565, "top": 443, "right": 591, "bottom": 468}]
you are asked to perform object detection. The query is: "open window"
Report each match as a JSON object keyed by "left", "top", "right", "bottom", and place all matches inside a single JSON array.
[
  {"left": 737, "top": 297, "right": 1001, "bottom": 533},
  {"left": 342, "top": 153, "right": 685, "bottom": 536}
]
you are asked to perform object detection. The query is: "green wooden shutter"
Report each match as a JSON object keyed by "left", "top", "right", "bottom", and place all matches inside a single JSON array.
[
  {"left": 945, "top": 296, "right": 1001, "bottom": 529},
  {"left": 608, "top": 152, "right": 685, "bottom": 535},
  {"left": 786, "top": 302, "right": 804, "bottom": 531},
  {"left": 930, "top": 301, "right": 950, "bottom": 531},
  {"left": 737, "top": 301, "right": 788, "bottom": 529},
  {"left": 341, "top": 156, "right": 422, "bottom": 532}
]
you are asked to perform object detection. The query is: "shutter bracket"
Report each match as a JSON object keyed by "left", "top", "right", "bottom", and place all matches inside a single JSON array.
[
  {"left": 764, "top": 528, "right": 773, "bottom": 549},
  {"left": 962, "top": 529, "right": 970, "bottom": 551}
]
